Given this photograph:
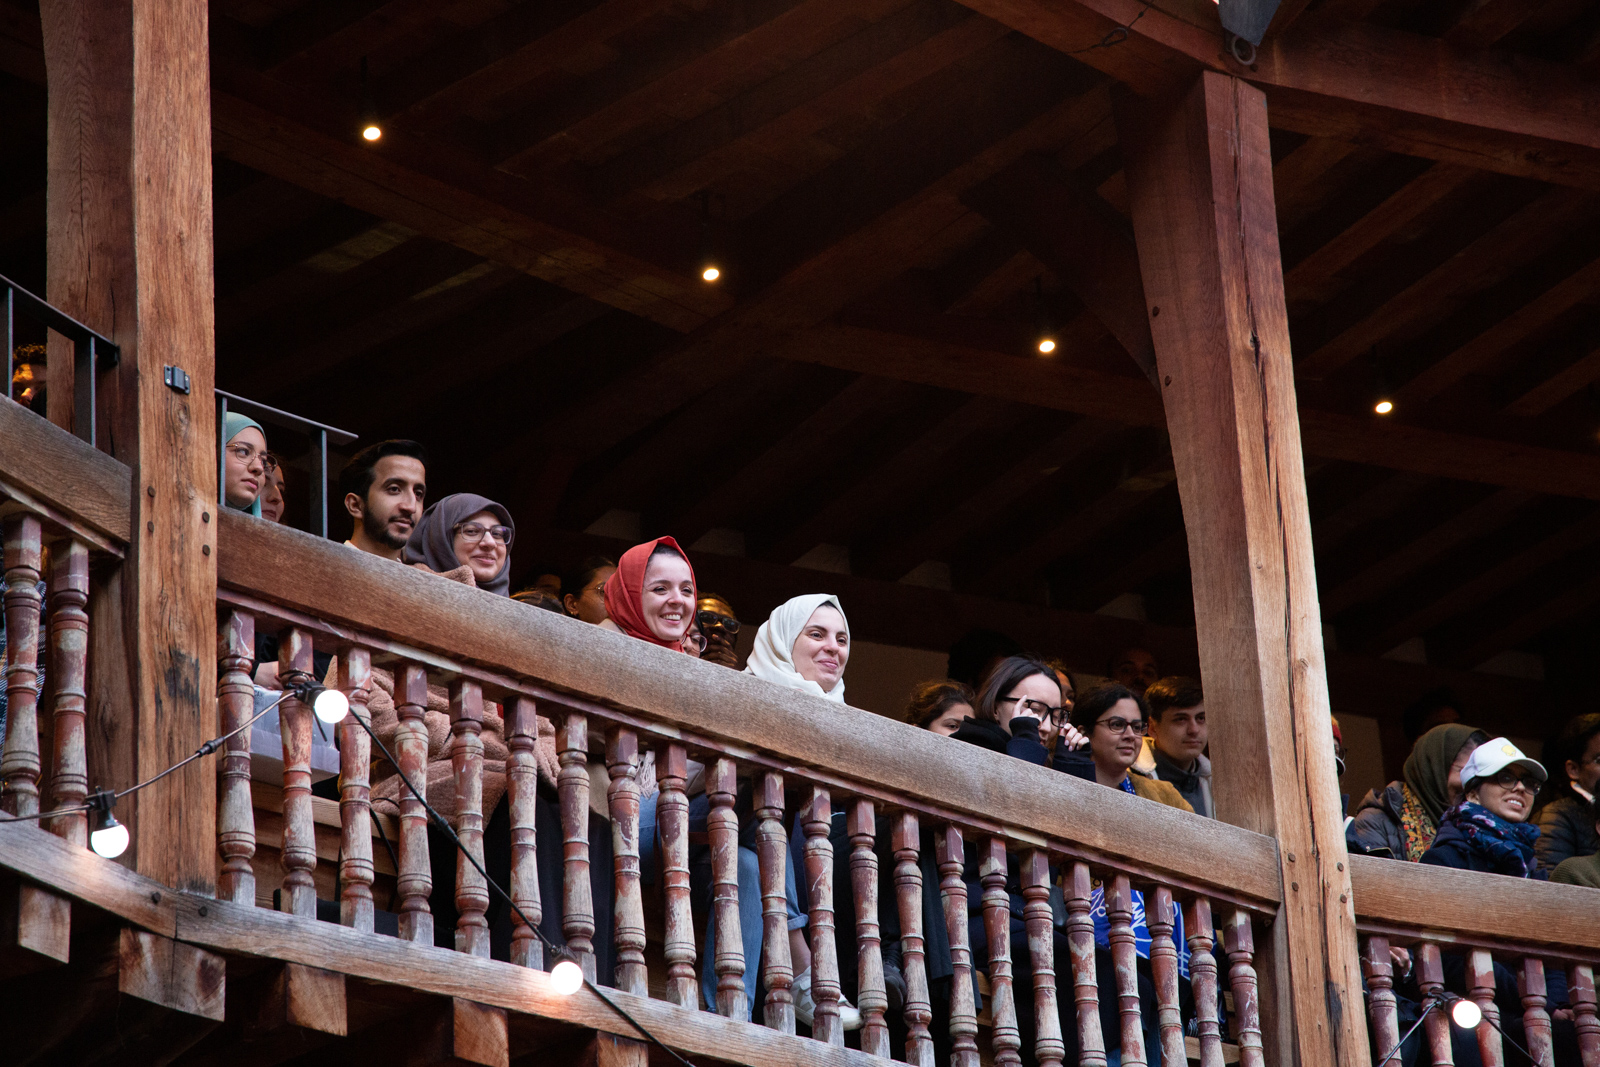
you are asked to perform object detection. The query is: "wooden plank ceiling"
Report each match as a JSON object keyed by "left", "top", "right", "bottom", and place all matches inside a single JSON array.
[{"left": 2, "top": 0, "right": 1600, "bottom": 726}]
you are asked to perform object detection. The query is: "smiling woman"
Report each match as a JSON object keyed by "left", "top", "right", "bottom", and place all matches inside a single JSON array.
[
  {"left": 600, "top": 537, "right": 697, "bottom": 651},
  {"left": 745, "top": 593, "right": 850, "bottom": 701},
  {"left": 402, "top": 493, "right": 515, "bottom": 596}
]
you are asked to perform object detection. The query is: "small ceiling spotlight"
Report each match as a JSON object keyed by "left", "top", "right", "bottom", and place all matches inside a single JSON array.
[
  {"left": 1374, "top": 398, "right": 1394, "bottom": 415},
  {"left": 359, "top": 57, "right": 382, "bottom": 143},
  {"left": 1369, "top": 347, "right": 1395, "bottom": 415},
  {"left": 694, "top": 191, "right": 722, "bottom": 284},
  {"left": 1034, "top": 277, "right": 1057, "bottom": 356}
]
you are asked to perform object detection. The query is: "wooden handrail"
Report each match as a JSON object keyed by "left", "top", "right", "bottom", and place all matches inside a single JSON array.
[
  {"left": 0, "top": 400, "right": 130, "bottom": 546},
  {"left": 216, "top": 509, "right": 1283, "bottom": 907}
]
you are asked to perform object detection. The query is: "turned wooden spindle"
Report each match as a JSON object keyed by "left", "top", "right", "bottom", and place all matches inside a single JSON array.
[
  {"left": 1416, "top": 943, "right": 1455, "bottom": 1067},
  {"left": 1360, "top": 935, "right": 1401, "bottom": 1062},
  {"left": 277, "top": 628, "right": 318, "bottom": 917},
  {"left": 804, "top": 787, "right": 844, "bottom": 1046},
  {"left": 1519, "top": 957, "right": 1555, "bottom": 1067},
  {"left": 1183, "top": 896, "right": 1223, "bottom": 1067},
  {"left": 1, "top": 514, "right": 43, "bottom": 818},
  {"left": 1566, "top": 962, "right": 1600, "bottom": 1067},
  {"left": 338, "top": 647, "right": 375, "bottom": 933},
  {"left": 936, "top": 823, "right": 980, "bottom": 1067},
  {"left": 45, "top": 540, "right": 89, "bottom": 845},
  {"left": 1222, "top": 909, "right": 1266, "bottom": 1067},
  {"left": 657, "top": 744, "right": 694, "bottom": 1005},
  {"left": 394, "top": 663, "right": 434, "bottom": 943},
  {"left": 707, "top": 757, "right": 745, "bottom": 1018},
  {"left": 215, "top": 609, "right": 257, "bottom": 903},
  {"left": 606, "top": 726, "right": 646, "bottom": 994},
  {"left": 1022, "top": 850, "right": 1065, "bottom": 1067},
  {"left": 1147, "top": 887, "right": 1186, "bottom": 1067},
  {"left": 981, "top": 837, "right": 1022, "bottom": 1067},
  {"left": 506, "top": 696, "right": 543, "bottom": 969},
  {"left": 1066, "top": 863, "right": 1108, "bottom": 1067},
  {"left": 450, "top": 680, "right": 489, "bottom": 956},
  {"left": 1468, "top": 948, "right": 1504, "bottom": 1067},
  {"left": 893, "top": 812, "right": 935, "bottom": 1067},
  {"left": 558, "top": 712, "right": 596, "bottom": 980},
  {"left": 1106, "top": 875, "right": 1148, "bottom": 1067},
  {"left": 849, "top": 799, "right": 889, "bottom": 1058},
  {"left": 755, "top": 771, "right": 794, "bottom": 1032}
]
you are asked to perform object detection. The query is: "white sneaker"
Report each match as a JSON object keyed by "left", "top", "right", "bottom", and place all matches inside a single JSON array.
[{"left": 792, "top": 968, "right": 863, "bottom": 1032}]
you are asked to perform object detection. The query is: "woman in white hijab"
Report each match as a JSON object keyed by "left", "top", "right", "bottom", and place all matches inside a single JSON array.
[{"left": 744, "top": 593, "right": 850, "bottom": 702}]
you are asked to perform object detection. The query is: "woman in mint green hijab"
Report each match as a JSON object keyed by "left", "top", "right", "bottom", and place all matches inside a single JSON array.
[{"left": 222, "top": 412, "right": 269, "bottom": 517}]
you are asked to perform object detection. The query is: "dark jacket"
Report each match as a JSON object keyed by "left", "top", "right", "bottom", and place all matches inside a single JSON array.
[
  {"left": 1534, "top": 794, "right": 1600, "bottom": 872},
  {"left": 1347, "top": 782, "right": 1409, "bottom": 858},
  {"left": 1420, "top": 816, "right": 1546, "bottom": 879}
]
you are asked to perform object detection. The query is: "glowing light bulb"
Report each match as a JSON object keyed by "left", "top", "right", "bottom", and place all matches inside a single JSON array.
[
  {"left": 1374, "top": 399, "right": 1394, "bottom": 415},
  {"left": 91, "top": 815, "right": 129, "bottom": 859},
  {"left": 701, "top": 265, "right": 720, "bottom": 283},
  {"left": 1037, "top": 338, "right": 1057, "bottom": 354},
  {"left": 362, "top": 125, "right": 383, "bottom": 142},
  {"left": 314, "top": 687, "right": 350, "bottom": 725},
  {"left": 1450, "top": 997, "right": 1482, "bottom": 1030},
  {"left": 551, "top": 958, "right": 584, "bottom": 995}
]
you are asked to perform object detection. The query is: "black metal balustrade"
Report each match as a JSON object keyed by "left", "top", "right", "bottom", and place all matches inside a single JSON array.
[{"left": 2, "top": 272, "right": 119, "bottom": 448}]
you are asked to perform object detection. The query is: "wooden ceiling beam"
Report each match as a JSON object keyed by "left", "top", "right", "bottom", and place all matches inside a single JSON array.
[
  {"left": 1506, "top": 340, "right": 1600, "bottom": 416},
  {"left": 1310, "top": 472, "right": 1431, "bottom": 559},
  {"left": 247, "top": 0, "right": 396, "bottom": 73},
  {"left": 1439, "top": 568, "right": 1600, "bottom": 669},
  {"left": 209, "top": 91, "right": 730, "bottom": 333},
  {"left": 1443, "top": 0, "right": 1546, "bottom": 49},
  {"left": 955, "top": 0, "right": 1600, "bottom": 188}
]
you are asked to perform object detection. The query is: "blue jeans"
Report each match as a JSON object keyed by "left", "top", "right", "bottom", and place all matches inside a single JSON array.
[{"left": 701, "top": 844, "right": 806, "bottom": 1019}]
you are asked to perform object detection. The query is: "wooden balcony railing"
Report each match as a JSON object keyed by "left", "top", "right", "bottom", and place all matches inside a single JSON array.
[{"left": 5, "top": 396, "right": 1600, "bottom": 1067}]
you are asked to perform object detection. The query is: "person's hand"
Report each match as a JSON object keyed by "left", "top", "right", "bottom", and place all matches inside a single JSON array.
[
  {"left": 702, "top": 631, "right": 739, "bottom": 669},
  {"left": 1554, "top": 1008, "right": 1573, "bottom": 1022},
  {"left": 1389, "top": 946, "right": 1412, "bottom": 978},
  {"left": 1056, "top": 720, "right": 1088, "bottom": 750}
]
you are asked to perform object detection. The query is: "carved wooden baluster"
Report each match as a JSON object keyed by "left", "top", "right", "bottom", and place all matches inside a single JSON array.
[
  {"left": 850, "top": 799, "right": 889, "bottom": 1057},
  {"left": 1184, "top": 896, "right": 1223, "bottom": 1067},
  {"left": 1022, "top": 850, "right": 1064, "bottom": 1067},
  {"left": 936, "top": 823, "right": 980, "bottom": 1067},
  {"left": 1066, "top": 863, "right": 1108, "bottom": 1067},
  {"left": 1148, "top": 887, "right": 1186, "bottom": 1067},
  {"left": 1415, "top": 942, "right": 1455, "bottom": 1067},
  {"left": 1106, "top": 875, "right": 1148, "bottom": 1067},
  {"left": 450, "top": 680, "right": 489, "bottom": 956},
  {"left": 1567, "top": 962, "right": 1600, "bottom": 1067},
  {"left": 506, "top": 697, "right": 542, "bottom": 969},
  {"left": 1, "top": 514, "right": 43, "bottom": 817},
  {"left": 755, "top": 771, "right": 794, "bottom": 1032},
  {"left": 707, "top": 757, "right": 744, "bottom": 1018},
  {"left": 607, "top": 726, "right": 646, "bottom": 994},
  {"left": 1360, "top": 935, "right": 1401, "bottom": 1063},
  {"left": 559, "top": 712, "right": 596, "bottom": 980},
  {"left": 45, "top": 540, "right": 89, "bottom": 845},
  {"left": 981, "top": 837, "right": 1022, "bottom": 1067},
  {"left": 277, "top": 627, "right": 317, "bottom": 917},
  {"left": 1520, "top": 957, "right": 1555, "bottom": 1067},
  {"left": 657, "top": 743, "right": 693, "bottom": 1005},
  {"left": 1468, "top": 948, "right": 1504, "bottom": 1067},
  {"left": 338, "top": 647, "right": 374, "bottom": 933},
  {"left": 804, "top": 786, "right": 844, "bottom": 1046},
  {"left": 394, "top": 663, "right": 434, "bottom": 944},
  {"left": 1222, "top": 909, "right": 1265, "bottom": 1067},
  {"left": 893, "top": 812, "right": 935, "bottom": 1067},
  {"left": 215, "top": 609, "right": 256, "bottom": 903}
]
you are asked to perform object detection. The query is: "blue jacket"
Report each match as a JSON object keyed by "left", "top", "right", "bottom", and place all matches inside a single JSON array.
[{"left": 1420, "top": 818, "right": 1548, "bottom": 879}]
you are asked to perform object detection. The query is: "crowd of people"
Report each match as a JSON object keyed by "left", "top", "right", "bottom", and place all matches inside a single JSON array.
[{"left": 217, "top": 424, "right": 1600, "bottom": 1063}]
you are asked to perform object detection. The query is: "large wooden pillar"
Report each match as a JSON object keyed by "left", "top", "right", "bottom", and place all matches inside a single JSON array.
[
  {"left": 41, "top": 0, "right": 219, "bottom": 894},
  {"left": 1117, "top": 73, "right": 1367, "bottom": 1067}
]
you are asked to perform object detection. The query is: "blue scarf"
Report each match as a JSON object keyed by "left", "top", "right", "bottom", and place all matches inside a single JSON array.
[{"left": 1441, "top": 801, "right": 1539, "bottom": 877}]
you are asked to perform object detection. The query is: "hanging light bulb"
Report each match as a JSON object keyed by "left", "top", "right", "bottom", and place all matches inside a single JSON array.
[
  {"left": 701, "top": 264, "right": 721, "bottom": 283},
  {"left": 1369, "top": 346, "right": 1394, "bottom": 415},
  {"left": 313, "top": 687, "right": 350, "bottom": 725},
  {"left": 1450, "top": 996, "right": 1482, "bottom": 1030},
  {"left": 359, "top": 57, "right": 383, "bottom": 143},
  {"left": 1037, "top": 337, "right": 1057, "bottom": 355},
  {"left": 694, "top": 191, "right": 722, "bottom": 284},
  {"left": 87, "top": 789, "right": 129, "bottom": 859},
  {"left": 1374, "top": 398, "right": 1394, "bottom": 415},
  {"left": 551, "top": 955, "right": 585, "bottom": 995},
  {"left": 1034, "top": 277, "right": 1056, "bottom": 356}
]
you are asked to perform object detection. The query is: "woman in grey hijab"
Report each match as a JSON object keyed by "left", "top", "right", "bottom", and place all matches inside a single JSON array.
[{"left": 402, "top": 492, "right": 514, "bottom": 596}]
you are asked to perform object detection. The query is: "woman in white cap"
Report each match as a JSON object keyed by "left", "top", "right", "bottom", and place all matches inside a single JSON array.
[{"left": 1421, "top": 737, "right": 1546, "bottom": 877}]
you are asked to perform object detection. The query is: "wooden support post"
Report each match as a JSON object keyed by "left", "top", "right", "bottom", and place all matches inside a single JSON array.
[
  {"left": 1184, "top": 896, "right": 1224, "bottom": 1067},
  {"left": 980, "top": 837, "right": 1022, "bottom": 1067},
  {"left": 119, "top": 927, "right": 225, "bottom": 1021},
  {"left": 1118, "top": 70, "right": 1367, "bottom": 1067},
  {"left": 591, "top": 1033, "right": 650, "bottom": 1067},
  {"left": 450, "top": 680, "right": 489, "bottom": 957},
  {"left": 559, "top": 712, "right": 596, "bottom": 981},
  {"left": 432, "top": 999, "right": 509, "bottom": 1067},
  {"left": 706, "top": 757, "right": 744, "bottom": 1019},
  {"left": 657, "top": 743, "right": 694, "bottom": 1005},
  {"left": 41, "top": 0, "right": 218, "bottom": 894},
  {"left": 755, "top": 771, "right": 795, "bottom": 1032},
  {"left": 254, "top": 962, "right": 348, "bottom": 1037},
  {"left": 1022, "top": 851, "right": 1065, "bottom": 1067},
  {"left": 849, "top": 799, "right": 890, "bottom": 1058},
  {"left": 1066, "top": 862, "right": 1108, "bottom": 1067},
  {"left": 506, "top": 696, "right": 543, "bottom": 970},
  {"left": 277, "top": 628, "right": 317, "bottom": 918},
  {"left": 893, "top": 812, "right": 936, "bottom": 1067},
  {"left": 338, "top": 647, "right": 375, "bottom": 933},
  {"left": 936, "top": 823, "right": 980, "bottom": 1067},
  {"left": 1361, "top": 936, "right": 1401, "bottom": 1061},
  {"left": 395, "top": 663, "right": 434, "bottom": 944},
  {"left": 215, "top": 610, "right": 256, "bottom": 906},
  {"left": 606, "top": 726, "right": 646, "bottom": 994}
]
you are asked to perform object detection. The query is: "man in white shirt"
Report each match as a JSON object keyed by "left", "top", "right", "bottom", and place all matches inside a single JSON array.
[{"left": 340, "top": 440, "right": 428, "bottom": 559}]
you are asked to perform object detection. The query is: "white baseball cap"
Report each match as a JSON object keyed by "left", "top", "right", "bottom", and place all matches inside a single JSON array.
[{"left": 1459, "top": 737, "right": 1546, "bottom": 788}]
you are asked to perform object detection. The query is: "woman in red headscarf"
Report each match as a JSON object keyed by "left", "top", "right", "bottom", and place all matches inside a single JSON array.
[{"left": 599, "top": 536, "right": 698, "bottom": 651}]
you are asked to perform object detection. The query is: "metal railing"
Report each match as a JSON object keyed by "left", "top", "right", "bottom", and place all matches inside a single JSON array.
[
  {"left": 217, "top": 389, "right": 357, "bottom": 539},
  {"left": 2, "top": 273, "right": 119, "bottom": 448}
]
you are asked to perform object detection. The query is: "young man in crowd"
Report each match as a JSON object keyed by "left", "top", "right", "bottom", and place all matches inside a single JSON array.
[
  {"left": 1135, "top": 676, "right": 1212, "bottom": 818},
  {"left": 340, "top": 440, "right": 428, "bottom": 559},
  {"left": 1109, "top": 647, "right": 1161, "bottom": 696}
]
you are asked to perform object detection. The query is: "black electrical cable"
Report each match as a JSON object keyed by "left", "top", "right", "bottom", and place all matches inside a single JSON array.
[{"left": 1374, "top": 991, "right": 1537, "bottom": 1067}]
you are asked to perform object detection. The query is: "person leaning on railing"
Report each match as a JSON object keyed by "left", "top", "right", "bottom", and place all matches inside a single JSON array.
[
  {"left": 1550, "top": 796, "right": 1600, "bottom": 889},
  {"left": 1534, "top": 712, "right": 1600, "bottom": 872},
  {"left": 339, "top": 439, "right": 428, "bottom": 561},
  {"left": 1347, "top": 723, "right": 1489, "bottom": 862}
]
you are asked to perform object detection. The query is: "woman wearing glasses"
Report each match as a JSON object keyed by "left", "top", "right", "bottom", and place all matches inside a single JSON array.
[
  {"left": 222, "top": 412, "right": 274, "bottom": 516},
  {"left": 403, "top": 493, "right": 516, "bottom": 594},
  {"left": 953, "top": 655, "right": 1086, "bottom": 758}
]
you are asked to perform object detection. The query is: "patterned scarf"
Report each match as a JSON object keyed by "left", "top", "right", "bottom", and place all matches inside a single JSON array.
[
  {"left": 1439, "top": 801, "right": 1540, "bottom": 877},
  {"left": 1398, "top": 784, "right": 1437, "bottom": 862}
]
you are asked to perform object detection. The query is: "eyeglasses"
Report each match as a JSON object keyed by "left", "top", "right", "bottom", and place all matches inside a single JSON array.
[
  {"left": 1000, "top": 696, "right": 1067, "bottom": 724},
  {"left": 1096, "top": 716, "right": 1146, "bottom": 735},
  {"left": 696, "top": 610, "right": 740, "bottom": 636},
  {"left": 1488, "top": 769, "right": 1542, "bottom": 793},
  {"left": 225, "top": 443, "right": 279, "bottom": 473},
  {"left": 453, "top": 522, "right": 514, "bottom": 546},
  {"left": 682, "top": 631, "right": 707, "bottom": 655}
]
